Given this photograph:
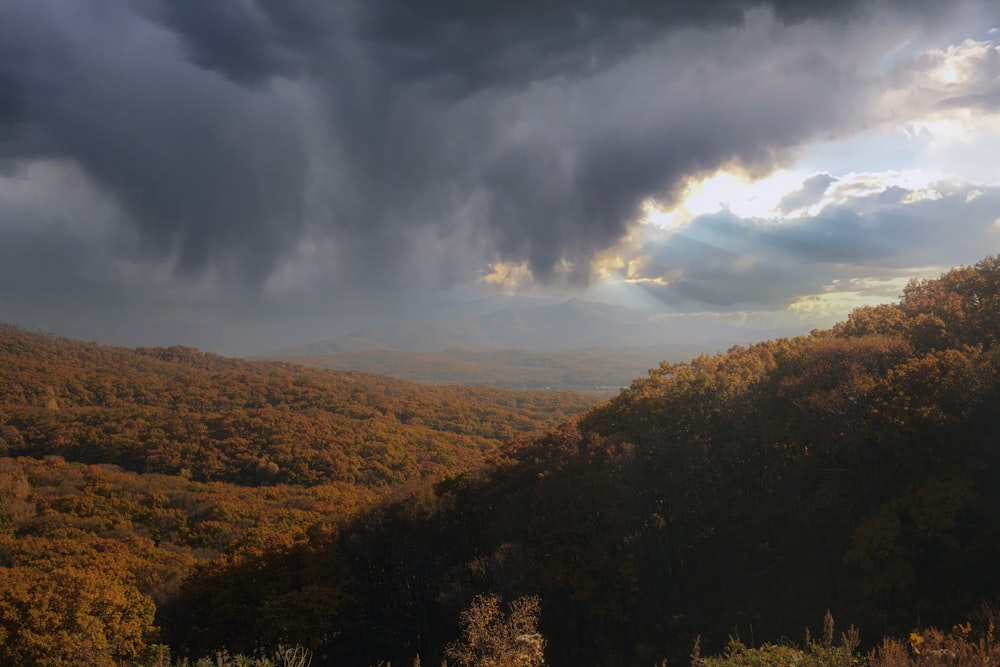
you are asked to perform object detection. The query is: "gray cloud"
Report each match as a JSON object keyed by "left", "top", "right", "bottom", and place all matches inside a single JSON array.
[
  {"left": 630, "top": 181, "right": 1000, "bottom": 310},
  {"left": 0, "top": 0, "right": 951, "bottom": 281},
  {"left": 778, "top": 173, "right": 838, "bottom": 214},
  {"left": 150, "top": 0, "right": 889, "bottom": 90},
  {"left": 0, "top": 0, "right": 309, "bottom": 284},
  {"left": 0, "top": 0, "right": 990, "bottom": 351},
  {"left": 144, "top": 0, "right": 333, "bottom": 85}
]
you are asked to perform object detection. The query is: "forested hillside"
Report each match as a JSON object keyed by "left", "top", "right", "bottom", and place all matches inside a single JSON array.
[
  {"left": 0, "top": 328, "right": 593, "bottom": 665},
  {"left": 161, "top": 257, "right": 1000, "bottom": 665},
  {"left": 2, "top": 257, "right": 1000, "bottom": 665},
  {"left": 0, "top": 328, "right": 594, "bottom": 486}
]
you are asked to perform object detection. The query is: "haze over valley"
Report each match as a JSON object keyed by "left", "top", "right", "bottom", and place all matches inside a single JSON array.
[{"left": 255, "top": 296, "right": 796, "bottom": 391}]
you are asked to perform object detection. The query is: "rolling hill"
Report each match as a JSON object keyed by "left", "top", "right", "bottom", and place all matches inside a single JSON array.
[{"left": 0, "top": 324, "right": 596, "bottom": 487}]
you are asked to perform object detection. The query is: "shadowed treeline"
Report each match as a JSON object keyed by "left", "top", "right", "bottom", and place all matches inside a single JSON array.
[{"left": 166, "top": 257, "right": 1000, "bottom": 665}]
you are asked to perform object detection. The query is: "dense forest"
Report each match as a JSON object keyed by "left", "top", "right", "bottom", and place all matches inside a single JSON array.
[
  {"left": 0, "top": 332, "right": 592, "bottom": 665},
  {"left": 2, "top": 257, "right": 1000, "bottom": 665},
  {"left": 0, "top": 330, "right": 594, "bottom": 486}
]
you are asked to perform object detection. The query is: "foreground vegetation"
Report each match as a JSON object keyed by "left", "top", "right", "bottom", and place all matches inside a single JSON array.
[
  {"left": 87, "top": 608, "right": 1000, "bottom": 666},
  {"left": 699, "top": 610, "right": 999, "bottom": 667},
  {"left": 2, "top": 256, "right": 1000, "bottom": 664}
]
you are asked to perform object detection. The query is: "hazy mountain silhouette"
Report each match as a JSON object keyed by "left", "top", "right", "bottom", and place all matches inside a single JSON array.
[
  {"left": 266, "top": 297, "right": 796, "bottom": 355},
  {"left": 258, "top": 298, "right": 803, "bottom": 391}
]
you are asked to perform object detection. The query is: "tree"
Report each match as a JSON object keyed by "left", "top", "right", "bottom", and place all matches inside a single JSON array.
[
  {"left": 0, "top": 565, "right": 155, "bottom": 666},
  {"left": 445, "top": 594, "right": 545, "bottom": 667}
]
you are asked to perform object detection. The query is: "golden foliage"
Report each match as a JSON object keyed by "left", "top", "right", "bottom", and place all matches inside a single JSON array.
[{"left": 445, "top": 594, "right": 546, "bottom": 667}]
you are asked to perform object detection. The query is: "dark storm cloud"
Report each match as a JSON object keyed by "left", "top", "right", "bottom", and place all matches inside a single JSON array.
[
  {"left": 0, "top": 228, "right": 88, "bottom": 297},
  {"left": 146, "top": 1, "right": 326, "bottom": 85},
  {"left": 0, "top": 0, "right": 948, "bottom": 288},
  {"left": 0, "top": 0, "right": 308, "bottom": 283},
  {"left": 0, "top": 0, "right": 979, "bottom": 350},
  {"left": 151, "top": 0, "right": 884, "bottom": 90},
  {"left": 134, "top": 0, "right": 947, "bottom": 286}
]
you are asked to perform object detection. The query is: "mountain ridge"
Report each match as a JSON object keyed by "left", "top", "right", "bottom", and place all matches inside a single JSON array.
[{"left": 254, "top": 298, "right": 804, "bottom": 391}]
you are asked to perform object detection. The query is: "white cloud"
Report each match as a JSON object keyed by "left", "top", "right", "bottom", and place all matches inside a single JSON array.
[
  {"left": 875, "top": 38, "right": 1000, "bottom": 162},
  {"left": 584, "top": 167, "right": 1000, "bottom": 331}
]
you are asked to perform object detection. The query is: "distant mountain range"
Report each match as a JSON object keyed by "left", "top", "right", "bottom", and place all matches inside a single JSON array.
[
  {"left": 257, "top": 298, "right": 805, "bottom": 391},
  {"left": 265, "top": 297, "right": 799, "bottom": 355}
]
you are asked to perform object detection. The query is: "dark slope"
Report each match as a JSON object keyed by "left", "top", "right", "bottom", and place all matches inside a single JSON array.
[{"left": 170, "top": 257, "right": 1000, "bottom": 665}]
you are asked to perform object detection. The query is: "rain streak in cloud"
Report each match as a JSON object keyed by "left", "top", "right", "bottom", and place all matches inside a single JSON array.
[{"left": 0, "top": 0, "right": 998, "bottom": 352}]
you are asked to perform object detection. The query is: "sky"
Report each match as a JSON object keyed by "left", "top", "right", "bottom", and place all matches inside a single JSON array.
[{"left": 1, "top": 0, "right": 999, "bottom": 355}]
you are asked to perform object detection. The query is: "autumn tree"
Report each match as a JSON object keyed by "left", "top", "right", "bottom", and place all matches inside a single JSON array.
[
  {"left": 0, "top": 565, "right": 156, "bottom": 666},
  {"left": 445, "top": 594, "right": 545, "bottom": 667}
]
